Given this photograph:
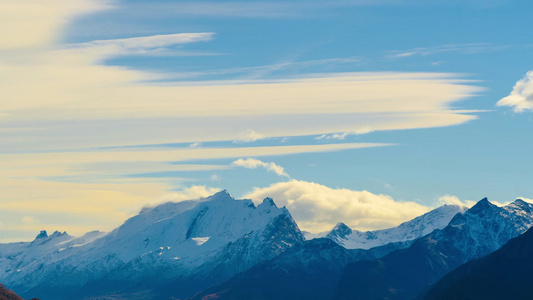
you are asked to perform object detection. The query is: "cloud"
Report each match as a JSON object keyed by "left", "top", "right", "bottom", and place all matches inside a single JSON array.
[
  {"left": 386, "top": 43, "right": 509, "bottom": 59},
  {"left": 0, "top": 143, "right": 382, "bottom": 240},
  {"left": 519, "top": 197, "right": 533, "bottom": 202},
  {"left": 68, "top": 33, "right": 215, "bottom": 60},
  {"left": 157, "top": 57, "right": 361, "bottom": 81},
  {"left": 21, "top": 216, "right": 38, "bottom": 225},
  {"left": 496, "top": 71, "right": 533, "bottom": 112},
  {"left": 1, "top": 72, "right": 482, "bottom": 152},
  {"left": 487, "top": 196, "right": 533, "bottom": 207},
  {"left": 233, "top": 129, "right": 264, "bottom": 143},
  {"left": 151, "top": 185, "right": 221, "bottom": 207},
  {"left": 0, "top": 3, "right": 483, "bottom": 154},
  {"left": 75, "top": 33, "right": 215, "bottom": 50},
  {"left": 233, "top": 158, "right": 289, "bottom": 177},
  {"left": 244, "top": 180, "right": 429, "bottom": 232},
  {"left": 316, "top": 126, "right": 374, "bottom": 140},
  {"left": 438, "top": 195, "right": 473, "bottom": 207},
  {"left": 0, "top": 0, "right": 110, "bottom": 49},
  {"left": 437, "top": 194, "right": 527, "bottom": 208},
  {"left": 0, "top": 0, "right": 484, "bottom": 242}
]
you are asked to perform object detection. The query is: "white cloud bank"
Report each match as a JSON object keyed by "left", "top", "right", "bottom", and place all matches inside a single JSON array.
[
  {"left": 0, "top": 0, "right": 110, "bottom": 49},
  {"left": 233, "top": 158, "right": 289, "bottom": 177},
  {"left": 244, "top": 180, "right": 429, "bottom": 232},
  {"left": 496, "top": 71, "right": 533, "bottom": 112}
]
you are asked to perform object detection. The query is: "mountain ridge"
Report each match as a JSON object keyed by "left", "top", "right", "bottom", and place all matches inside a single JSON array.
[
  {"left": 334, "top": 198, "right": 533, "bottom": 300},
  {"left": 3, "top": 192, "right": 532, "bottom": 300},
  {"left": 1, "top": 191, "right": 304, "bottom": 300},
  {"left": 423, "top": 225, "right": 533, "bottom": 300}
]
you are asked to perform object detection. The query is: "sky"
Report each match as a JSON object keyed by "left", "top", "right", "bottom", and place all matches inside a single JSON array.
[{"left": 1, "top": 0, "right": 533, "bottom": 242}]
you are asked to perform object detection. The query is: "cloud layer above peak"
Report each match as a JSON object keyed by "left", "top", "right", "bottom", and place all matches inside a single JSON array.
[{"left": 244, "top": 180, "right": 430, "bottom": 232}]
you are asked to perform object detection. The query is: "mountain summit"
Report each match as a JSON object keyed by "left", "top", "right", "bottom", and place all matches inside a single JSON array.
[
  {"left": 326, "top": 204, "right": 467, "bottom": 249},
  {"left": 0, "top": 191, "right": 304, "bottom": 300}
]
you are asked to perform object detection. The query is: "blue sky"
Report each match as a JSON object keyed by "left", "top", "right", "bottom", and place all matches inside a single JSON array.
[{"left": 1, "top": 0, "right": 533, "bottom": 241}]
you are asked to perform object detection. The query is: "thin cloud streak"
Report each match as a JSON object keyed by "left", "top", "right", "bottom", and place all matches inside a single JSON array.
[
  {"left": 385, "top": 43, "right": 511, "bottom": 58},
  {"left": 66, "top": 32, "right": 215, "bottom": 59},
  {"left": 233, "top": 158, "right": 290, "bottom": 178}
]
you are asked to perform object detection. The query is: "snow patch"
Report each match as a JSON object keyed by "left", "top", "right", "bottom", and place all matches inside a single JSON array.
[{"left": 192, "top": 237, "right": 210, "bottom": 246}]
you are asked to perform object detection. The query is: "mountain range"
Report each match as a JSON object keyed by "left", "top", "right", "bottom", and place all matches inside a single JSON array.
[
  {"left": 423, "top": 224, "right": 533, "bottom": 300},
  {"left": 334, "top": 198, "right": 533, "bottom": 300},
  {"left": 189, "top": 204, "right": 467, "bottom": 300},
  {"left": 1, "top": 192, "right": 532, "bottom": 300}
]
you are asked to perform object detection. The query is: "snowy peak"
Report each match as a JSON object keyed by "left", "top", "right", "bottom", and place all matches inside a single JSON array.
[
  {"left": 506, "top": 199, "right": 533, "bottom": 211},
  {"left": 205, "top": 189, "right": 234, "bottom": 202},
  {"left": 260, "top": 197, "right": 277, "bottom": 208},
  {"left": 0, "top": 191, "right": 305, "bottom": 300},
  {"left": 325, "top": 204, "right": 467, "bottom": 250},
  {"left": 467, "top": 197, "right": 495, "bottom": 214},
  {"left": 30, "top": 230, "right": 73, "bottom": 247},
  {"left": 328, "top": 222, "right": 353, "bottom": 239},
  {"left": 138, "top": 190, "right": 234, "bottom": 216},
  {"left": 34, "top": 230, "right": 48, "bottom": 240},
  {"left": 105, "top": 191, "right": 291, "bottom": 262},
  {"left": 441, "top": 197, "right": 533, "bottom": 260}
]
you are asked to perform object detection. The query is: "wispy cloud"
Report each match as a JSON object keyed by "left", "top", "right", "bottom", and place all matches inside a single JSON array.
[
  {"left": 316, "top": 126, "right": 374, "bottom": 140},
  {"left": 233, "top": 158, "right": 289, "bottom": 178},
  {"left": 159, "top": 57, "right": 361, "bottom": 80},
  {"left": 0, "top": 0, "right": 486, "bottom": 241},
  {"left": 496, "top": 71, "right": 533, "bottom": 112},
  {"left": 147, "top": 185, "right": 222, "bottom": 208},
  {"left": 0, "top": 3, "right": 482, "bottom": 153},
  {"left": 1, "top": 72, "right": 482, "bottom": 152},
  {"left": 438, "top": 195, "right": 474, "bottom": 207},
  {"left": 233, "top": 129, "right": 264, "bottom": 143},
  {"left": 386, "top": 43, "right": 510, "bottom": 58},
  {"left": 67, "top": 33, "right": 216, "bottom": 59}
]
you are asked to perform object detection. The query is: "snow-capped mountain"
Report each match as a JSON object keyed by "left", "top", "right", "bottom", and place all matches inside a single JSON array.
[
  {"left": 187, "top": 205, "right": 467, "bottom": 300},
  {"left": 424, "top": 225, "right": 533, "bottom": 300},
  {"left": 335, "top": 198, "right": 533, "bottom": 300},
  {"left": 3, "top": 193, "right": 533, "bottom": 300},
  {"left": 0, "top": 230, "right": 106, "bottom": 277},
  {"left": 1, "top": 191, "right": 304, "bottom": 300},
  {"left": 324, "top": 204, "right": 467, "bottom": 249}
]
